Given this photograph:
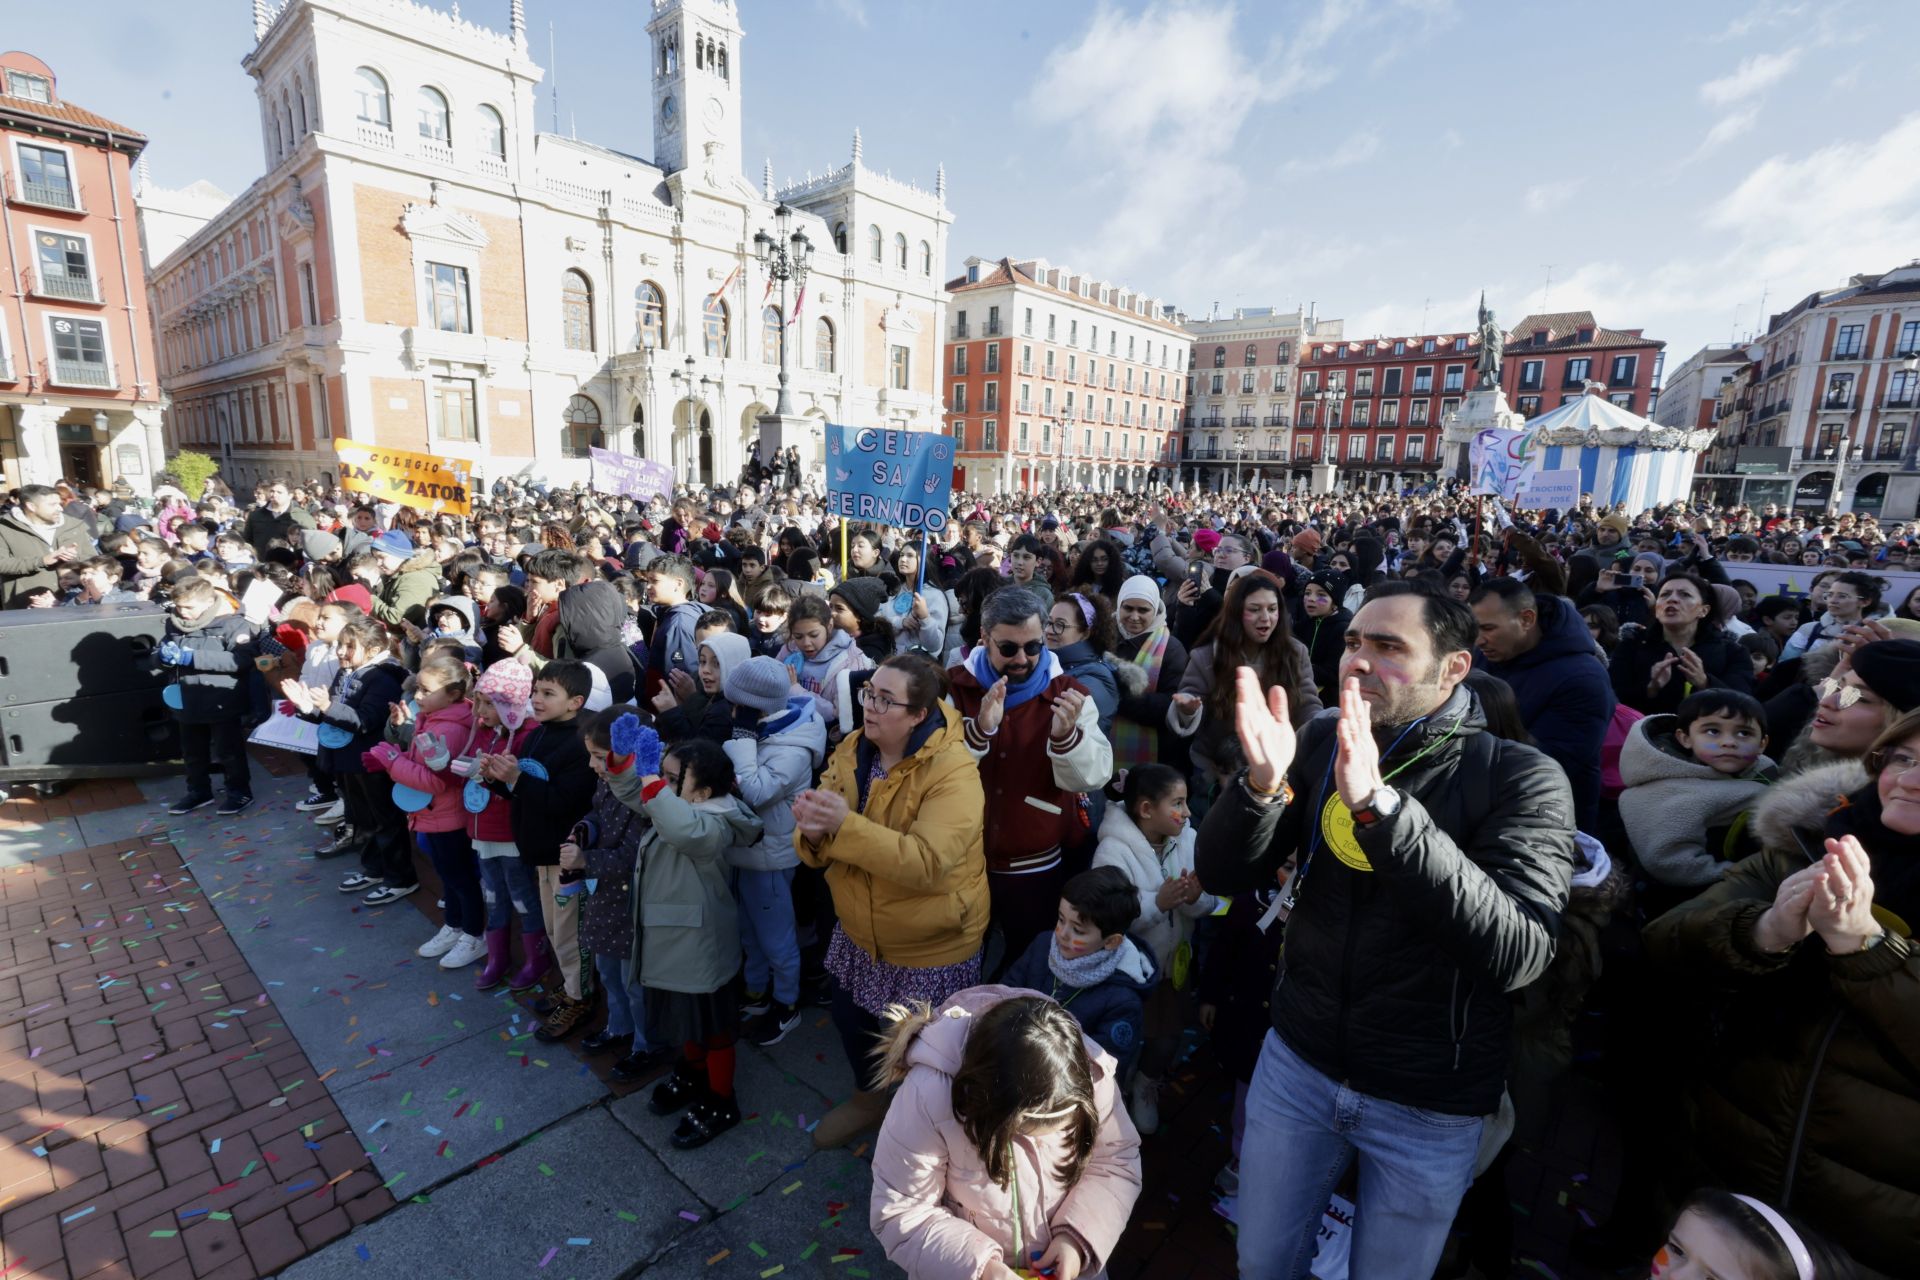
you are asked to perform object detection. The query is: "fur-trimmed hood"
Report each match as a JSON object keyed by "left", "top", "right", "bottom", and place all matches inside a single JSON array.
[
  {"left": 872, "top": 984, "right": 1117, "bottom": 1094},
  {"left": 1752, "top": 758, "right": 1868, "bottom": 859}
]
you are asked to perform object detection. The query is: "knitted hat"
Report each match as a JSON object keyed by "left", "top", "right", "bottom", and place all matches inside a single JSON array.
[
  {"left": 1848, "top": 639, "right": 1920, "bottom": 713},
  {"left": 327, "top": 583, "right": 375, "bottom": 613},
  {"left": 1192, "top": 528, "right": 1222, "bottom": 554},
  {"left": 372, "top": 529, "right": 414, "bottom": 560},
  {"left": 829, "top": 575, "right": 890, "bottom": 626},
  {"left": 474, "top": 659, "right": 533, "bottom": 730},
  {"left": 303, "top": 529, "right": 343, "bottom": 562},
  {"left": 1291, "top": 527, "right": 1323, "bottom": 558},
  {"left": 1598, "top": 514, "right": 1631, "bottom": 536},
  {"left": 726, "top": 655, "right": 795, "bottom": 715}
]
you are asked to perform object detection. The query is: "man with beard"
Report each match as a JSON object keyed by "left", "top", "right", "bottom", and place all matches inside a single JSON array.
[
  {"left": 1195, "top": 582, "right": 1574, "bottom": 1280},
  {"left": 948, "top": 587, "right": 1113, "bottom": 965}
]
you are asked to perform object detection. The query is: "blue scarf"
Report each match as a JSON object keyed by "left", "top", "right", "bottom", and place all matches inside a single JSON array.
[
  {"left": 965, "top": 644, "right": 1061, "bottom": 711},
  {"left": 758, "top": 694, "right": 815, "bottom": 739}
]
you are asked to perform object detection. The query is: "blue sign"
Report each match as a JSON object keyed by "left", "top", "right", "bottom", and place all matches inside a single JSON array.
[{"left": 823, "top": 425, "right": 954, "bottom": 532}]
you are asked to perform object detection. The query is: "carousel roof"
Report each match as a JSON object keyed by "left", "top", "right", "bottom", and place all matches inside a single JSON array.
[{"left": 1523, "top": 389, "right": 1715, "bottom": 450}]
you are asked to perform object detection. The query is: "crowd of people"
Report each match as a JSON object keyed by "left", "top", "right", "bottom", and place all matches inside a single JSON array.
[{"left": 4, "top": 465, "right": 1917, "bottom": 1280}]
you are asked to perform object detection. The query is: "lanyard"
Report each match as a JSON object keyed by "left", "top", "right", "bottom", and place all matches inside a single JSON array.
[{"left": 1008, "top": 1149, "right": 1027, "bottom": 1266}]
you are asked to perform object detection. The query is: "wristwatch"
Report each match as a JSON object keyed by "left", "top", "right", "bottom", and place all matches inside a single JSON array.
[{"left": 1351, "top": 786, "right": 1402, "bottom": 827}]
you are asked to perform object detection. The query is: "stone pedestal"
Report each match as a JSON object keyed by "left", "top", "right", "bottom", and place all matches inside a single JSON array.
[
  {"left": 1309, "top": 462, "right": 1340, "bottom": 495},
  {"left": 753, "top": 411, "right": 818, "bottom": 472},
  {"left": 1441, "top": 386, "right": 1528, "bottom": 478}
]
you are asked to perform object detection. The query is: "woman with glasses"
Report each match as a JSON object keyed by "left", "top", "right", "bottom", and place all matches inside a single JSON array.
[
  {"left": 1644, "top": 704, "right": 1920, "bottom": 1278},
  {"left": 1045, "top": 593, "right": 1120, "bottom": 741},
  {"left": 792, "top": 654, "right": 988, "bottom": 1152},
  {"left": 1610, "top": 571, "right": 1756, "bottom": 716},
  {"left": 1773, "top": 638, "right": 1920, "bottom": 777}
]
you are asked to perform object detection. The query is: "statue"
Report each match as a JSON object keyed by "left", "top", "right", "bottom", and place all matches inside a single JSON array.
[{"left": 1475, "top": 292, "right": 1503, "bottom": 390}]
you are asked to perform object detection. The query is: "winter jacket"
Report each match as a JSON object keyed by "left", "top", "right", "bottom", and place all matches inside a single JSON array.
[
  {"left": 240, "top": 503, "right": 314, "bottom": 557},
  {"left": 723, "top": 695, "right": 827, "bottom": 872},
  {"left": 656, "top": 632, "right": 749, "bottom": 746},
  {"left": 312, "top": 658, "right": 408, "bottom": 774},
  {"left": 370, "top": 551, "right": 440, "bottom": 630},
  {"left": 576, "top": 781, "right": 644, "bottom": 960},
  {"left": 796, "top": 700, "right": 990, "bottom": 968},
  {"left": 1610, "top": 624, "right": 1755, "bottom": 716},
  {"left": 1052, "top": 640, "right": 1119, "bottom": 742},
  {"left": 1194, "top": 685, "right": 1577, "bottom": 1115},
  {"left": 608, "top": 770, "right": 762, "bottom": 994},
  {"left": 1782, "top": 610, "right": 1850, "bottom": 663},
  {"left": 420, "top": 594, "right": 482, "bottom": 665},
  {"left": 1168, "top": 639, "right": 1321, "bottom": 782},
  {"left": 556, "top": 580, "right": 637, "bottom": 702},
  {"left": 1108, "top": 628, "right": 1190, "bottom": 770},
  {"left": 779, "top": 628, "right": 872, "bottom": 727},
  {"left": 161, "top": 607, "right": 259, "bottom": 724},
  {"left": 490, "top": 716, "right": 595, "bottom": 868},
  {"left": 0, "top": 509, "right": 94, "bottom": 607},
  {"left": 1618, "top": 713, "right": 1775, "bottom": 888},
  {"left": 870, "top": 986, "right": 1142, "bottom": 1280},
  {"left": 377, "top": 699, "right": 478, "bottom": 834},
  {"left": 1477, "top": 592, "right": 1616, "bottom": 832},
  {"left": 1296, "top": 606, "right": 1351, "bottom": 702},
  {"left": 1642, "top": 761, "right": 1919, "bottom": 1278},
  {"left": 1090, "top": 805, "right": 1216, "bottom": 973},
  {"left": 641, "top": 599, "right": 706, "bottom": 690},
  {"left": 1002, "top": 933, "right": 1160, "bottom": 1075},
  {"left": 893, "top": 587, "right": 950, "bottom": 660},
  {"left": 463, "top": 721, "right": 531, "bottom": 843}
]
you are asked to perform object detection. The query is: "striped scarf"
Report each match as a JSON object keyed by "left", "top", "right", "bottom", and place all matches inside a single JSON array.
[{"left": 1111, "top": 625, "right": 1170, "bottom": 769}]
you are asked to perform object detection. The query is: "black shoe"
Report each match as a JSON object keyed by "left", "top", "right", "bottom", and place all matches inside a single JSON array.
[
  {"left": 648, "top": 1065, "right": 704, "bottom": 1116},
  {"left": 216, "top": 794, "right": 253, "bottom": 817},
  {"left": 802, "top": 972, "right": 834, "bottom": 1008},
  {"left": 581, "top": 1030, "right": 631, "bottom": 1056},
  {"left": 670, "top": 1094, "right": 741, "bottom": 1149},
  {"left": 610, "top": 1045, "right": 674, "bottom": 1085},
  {"left": 746, "top": 1002, "right": 800, "bottom": 1048},
  {"left": 315, "top": 827, "right": 363, "bottom": 858},
  {"left": 167, "top": 793, "right": 215, "bottom": 816},
  {"left": 739, "top": 989, "right": 772, "bottom": 1018}
]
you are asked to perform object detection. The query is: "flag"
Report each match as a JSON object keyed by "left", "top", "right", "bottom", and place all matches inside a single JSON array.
[
  {"left": 787, "top": 284, "right": 805, "bottom": 326},
  {"left": 708, "top": 263, "right": 740, "bottom": 305},
  {"left": 760, "top": 272, "right": 776, "bottom": 308}
]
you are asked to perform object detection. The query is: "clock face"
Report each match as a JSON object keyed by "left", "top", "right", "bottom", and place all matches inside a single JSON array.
[
  {"left": 661, "top": 95, "right": 678, "bottom": 128},
  {"left": 703, "top": 96, "right": 724, "bottom": 125}
]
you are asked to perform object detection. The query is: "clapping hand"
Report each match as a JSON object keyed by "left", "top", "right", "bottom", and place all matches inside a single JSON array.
[
  {"left": 1333, "top": 676, "right": 1385, "bottom": 809},
  {"left": 976, "top": 676, "right": 1009, "bottom": 737},
  {"left": 1049, "top": 688, "right": 1086, "bottom": 743},
  {"left": 668, "top": 669, "right": 698, "bottom": 701},
  {"left": 1808, "top": 835, "right": 1883, "bottom": 953},
  {"left": 1648, "top": 653, "right": 1680, "bottom": 693},
  {"left": 1752, "top": 862, "right": 1825, "bottom": 952},
  {"left": 792, "top": 788, "right": 849, "bottom": 841},
  {"left": 1674, "top": 646, "right": 1708, "bottom": 688},
  {"left": 1232, "top": 666, "right": 1294, "bottom": 794},
  {"left": 280, "top": 678, "right": 317, "bottom": 713}
]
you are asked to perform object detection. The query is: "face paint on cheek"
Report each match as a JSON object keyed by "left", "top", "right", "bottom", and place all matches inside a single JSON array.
[{"left": 1651, "top": 1246, "right": 1670, "bottom": 1277}]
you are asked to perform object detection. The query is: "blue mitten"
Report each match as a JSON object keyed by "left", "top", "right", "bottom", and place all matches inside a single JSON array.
[
  {"left": 631, "top": 725, "right": 664, "bottom": 777},
  {"left": 609, "top": 712, "right": 645, "bottom": 757},
  {"left": 158, "top": 640, "right": 195, "bottom": 668}
]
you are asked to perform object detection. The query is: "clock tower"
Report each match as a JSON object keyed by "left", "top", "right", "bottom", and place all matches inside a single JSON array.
[{"left": 647, "top": 0, "right": 744, "bottom": 183}]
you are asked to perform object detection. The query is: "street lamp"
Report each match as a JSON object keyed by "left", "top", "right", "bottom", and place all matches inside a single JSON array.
[
  {"left": 669, "top": 354, "right": 714, "bottom": 478},
  {"left": 752, "top": 203, "right": 812, "bottom": 420},
  {"left": 1317, "top": 387, "right": 1347, "bottom": 490}
]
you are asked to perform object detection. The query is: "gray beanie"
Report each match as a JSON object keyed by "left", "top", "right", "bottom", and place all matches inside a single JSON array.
[
  {"left": 303, "top": 529, "right": 343, "bottom": 561},
  {"left": 725, "top": 655, "right": 795, "bottom": 715}
]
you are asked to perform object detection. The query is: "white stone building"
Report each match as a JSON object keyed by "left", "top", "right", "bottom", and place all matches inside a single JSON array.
[
  {"left": 1179, "top": 306, "right": 1342, "bottom": 491},
  {"left": 140, "top": 0, "right": 951, "bottom": 494}
]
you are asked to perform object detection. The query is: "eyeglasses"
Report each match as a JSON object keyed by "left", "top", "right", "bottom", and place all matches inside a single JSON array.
[
  {"left": 1815, "top": 676, "right": 1872, "bottom": 709},
  {"left": 1042, "top": 617, "right": 1074, "bottom": 634},
  {"left": 1872, "top": 748, "right": 1920, "bottom": 778},
  {"left": 995, "top": 639, "right": 1045, "bottom": 658},
  {"left": 858, "top": 684, "right": 907, "bottom": 715}
]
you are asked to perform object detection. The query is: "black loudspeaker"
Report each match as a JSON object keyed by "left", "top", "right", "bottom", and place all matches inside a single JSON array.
[
  {"left": 0, "top": 603, "right": 180, "bottom": 778},
  {"left": 0, "top": 690, "right": 178, "bottom": 769}
]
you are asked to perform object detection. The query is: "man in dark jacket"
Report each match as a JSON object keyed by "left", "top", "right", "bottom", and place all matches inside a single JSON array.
[
  {"left": 1470, "top": 576, "right": 1614, "bottom": 832},
  {"left": 0, "top": 484, "right": 95, "bottom": 607},
  {"left": 240, "top": 478, "right": 315, "bottom": 557},
  {"left": 157, "top": 576, "right": 258, "bottom": 816},
  {"left": 1196, "top": 583, "right": 1575, "bottom": 1280}
]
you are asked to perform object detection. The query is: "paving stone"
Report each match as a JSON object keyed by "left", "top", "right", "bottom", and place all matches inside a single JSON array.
[{"left": 638, "top": 1146, "right": 886, "bottom": 1280}]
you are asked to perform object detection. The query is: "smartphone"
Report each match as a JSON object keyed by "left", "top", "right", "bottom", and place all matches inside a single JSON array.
[{"left": 1188, "top": 561, "right": 1210, "bottom": 588}]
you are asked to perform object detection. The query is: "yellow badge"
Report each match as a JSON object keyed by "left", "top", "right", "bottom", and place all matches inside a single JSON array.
[{"left": 1320, "top": 791, "right": 1374, "bottom": 872}]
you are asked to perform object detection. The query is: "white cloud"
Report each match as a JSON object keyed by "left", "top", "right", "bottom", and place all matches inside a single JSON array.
[
  {"left": 819, "top": 0, "right": 868, "bottom": 27},
  {"left": 1700, "top": 105, "right": 1761, "bottom": 151},
  {"left": 1281, "top": 131, "right": 1381, "bottom": 176},
  {"left": 1699, "top": 50, "right": 1800, "bottom": 106},
  {"left": 1523, "top": 178, "right": 1585, "bottom": 214}
]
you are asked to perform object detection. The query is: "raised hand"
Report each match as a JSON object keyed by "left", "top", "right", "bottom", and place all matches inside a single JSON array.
[
  {"left": 1674, "top": 646, "right": 1708, "bottom": 688},
  {"left": 1752, "top": 862, "right": 1825, "bottom": 953},
  {"left": 976, "top": 676, "right": 1009, "bottom": 737},
  {"left": 1232, "top": 665, "right": 1294, "bottom": 794},
  {"left": 1808, "top": 834, "right": 1882, "bottom": 952},
  {"left": 1648, "top": 653, "right": 1680, "bottom": 693},
  {"left": 1333, "top": 676, "right": 1385, "bottom": 809},
  {"left": 1049, "top": 688, "right": 1086, "bottom": 742}
]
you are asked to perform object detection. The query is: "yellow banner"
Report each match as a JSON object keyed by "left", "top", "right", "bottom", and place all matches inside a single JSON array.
[{"left": 332, "top": 440, "right": 474, "bottom": 516}]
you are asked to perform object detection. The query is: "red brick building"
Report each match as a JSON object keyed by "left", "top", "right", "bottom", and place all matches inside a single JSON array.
[
  {"left": 1499, "top": 310, "right": 1665, "bottom": 421},
  {"left": 1294, "top": 330, "right": 1473, "bottom": 486}
]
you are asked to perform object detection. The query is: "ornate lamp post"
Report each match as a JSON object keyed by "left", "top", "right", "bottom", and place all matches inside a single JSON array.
[
  {"left": 752, "top": 203, "right": 812, "bottom": 420},
  {"left": 669, "top": 354, "right": 713, "bottom": 479}
]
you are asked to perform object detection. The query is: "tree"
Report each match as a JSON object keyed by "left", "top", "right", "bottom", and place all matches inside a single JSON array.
[{"left": 160, "top": 451, "right": 219, "bottom": 499}]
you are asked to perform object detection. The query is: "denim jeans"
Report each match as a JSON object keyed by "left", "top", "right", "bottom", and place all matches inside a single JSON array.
[
  {"left": 1237, "top": 1029, "right": 1484, "bottom": 1280},
  {"left": 594, "top": 951, "right": 649, "bottom": 1045},
  {"left": 734, "top": 867, "right": 799, "bottom": 1005},
  {"left": 419, "top": 830, "right": 482, "bottom": 936},
  {"left": 477, "top": 856, "right": 541, "bottom": 933}
]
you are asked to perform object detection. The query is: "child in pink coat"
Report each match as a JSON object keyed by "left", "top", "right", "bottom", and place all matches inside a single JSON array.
[
  {"left": 869, "top": 986, "right": 1142, "bottom": 1280},
  {"left": 465, "top": 660, "right": 539, "bottom": 991},
  {"left": 363, "top": 655, "right": 484, "bottom": 968}
]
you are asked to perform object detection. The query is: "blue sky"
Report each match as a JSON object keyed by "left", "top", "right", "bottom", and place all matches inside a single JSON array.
[{"left": 11, "top": 0, "right": 1919, "bottom": 366}]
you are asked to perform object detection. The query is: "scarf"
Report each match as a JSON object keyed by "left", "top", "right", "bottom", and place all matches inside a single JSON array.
[
  {"left": 758, "top": 693, "right": 815, "bottom": 740},
  {"left": 1112, "top": 626, "right": 1170, "bottom": 769},
  {"left": 965, "top": 643, "right": 1061, "bottom": 711},
  {"left": 1047, "top": 937, "right": 1125, "bottom": 990}
]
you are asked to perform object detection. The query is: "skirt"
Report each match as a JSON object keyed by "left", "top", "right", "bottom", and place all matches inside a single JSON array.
[{"left": 645, "top": 980, "right": 740, "bottom": 1046}]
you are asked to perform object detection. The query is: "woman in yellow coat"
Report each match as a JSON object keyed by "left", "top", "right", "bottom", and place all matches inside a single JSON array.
[{"left": 793, "top": 653, "right": 989, "bottom": 1149}]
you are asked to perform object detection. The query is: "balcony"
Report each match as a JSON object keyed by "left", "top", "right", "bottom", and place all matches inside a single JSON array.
[
  {"left": 984, "top": 320, "right": 1003, "bottom": 336},
  {"left": 49, "top": 357, "right": 114, "bottom": 388},
  {"left": 1042, "top": 366, "right": 1057, "bottom": 380},
  {"left": 1411, "top": 381, "right": 1434, "bottom": 395},
  {"left": 1443, "top": 379, "right": 1465, "bottom": 394},
  {"left": 1257, "top": 448, "right": 1288, "bottom": 460},
  {"left": 1193, "top": 415, "right": 1224, "bottom": 429},
  {"left": 1822, "top": 396, "right": 1855, "bottom": 412},
  {"left": 1190, "top": 448, "right": 1222, "bottom": 461},
  {"left": 477, "top": 155, "right": 508, "bottom": 179},
  {"left": 1020, "top": 362, "right": 1033, "bottom": 375},
  {"left": 419, "top": 139, "right": 455, "bottom": 166},
  {"left": 1832, "top": 346, "right": 1863, "bottom": 361},
  {"left": 1875, "top": 446, "right": 1907, "bottom": 461},
  {"left": 1231, "top": 414, "right": 1256, "bottom": 427},
  {"left": 10, "top": 173, "right": 81, "bottom": 212},
  {"left": 950, "top": 323, "right": 969, "bottom": 339},
  {"left": 1886, "top": 395, "right": 1916, "bottom": 409},
  {"left": 356, "top": 122, "right": 396, "bottom": 150},
  {"left": 32, "top": 269, "right": 98, "bottom": 302}
]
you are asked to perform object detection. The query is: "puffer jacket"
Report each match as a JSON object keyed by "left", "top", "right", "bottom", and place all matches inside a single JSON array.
[
  {"left": 1478, "top": 592, "right": 1616, "bottom": 832},
  {"left": 870, "top": 986, "right": 1142, "bottom": 1280},
  {"left": 1090, "top": 804, "right": 1215, "bottom": 973},
  {"left": 723, "top": 695, "right": 827, "bottom": 872},
  {"left": 780, "top": 628, "right": 871, "bottom": 727},
  {"left": 1610, "top": 623, "right": 1754, "bottom": 716},
  {"left": 161, "top": 607, "right": 259, "bottom": 723},
  {"left": 1618, "top": 713, "right": 1774, "bottom": 888},
  {"left": 556, "top": 579, "right": 637, "bottom": 702},
  {"left": 796, "top": 700, "right": 989, "bottom": 968},
  {"left": 1052, "top": 639, "right": 1119, "bottom": 741},
  {"left": 1194, "top": 685, "right": 1577, "bottom": 1115},
  {"left": 576, "top": 781, "right": 644, "bottom": 960},
  {"left": 1002, "top": 933, "right": 1160, "bottom": 1076},
  {"left": 420, "top": 594, "right": 482, "bottom": 665},
  {"left": 463, "top": 721, "right": 531, "bottom": 843},
  {"left": 1642, "top": 760, "right": 1919, "bottom": 1278},
  {"left": 379, "top": 699, "right": 478, "bottom": 833},
  {"left": 370, "top": 551, "right": 440, "bottom": 630}
]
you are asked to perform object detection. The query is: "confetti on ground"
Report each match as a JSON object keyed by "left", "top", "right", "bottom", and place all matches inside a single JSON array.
[
  {"left": 706, "top": 1250, "right": 731, "bottom": 1266},
  {"left": 355, "top": 1244, "right": 371, "bottom": 1262},
  {"left": 678, "top": 1210, "right": 701, "bottom": 1222},
  {"left": 537, "top": 1247, "right": 559, "bottom": 1268},
  {"left": 566, "top": 1238, "right": 591, "bottom": 1246},
  {"left": 60, "top": 1206, "right": 96, "bottom": 1225}
]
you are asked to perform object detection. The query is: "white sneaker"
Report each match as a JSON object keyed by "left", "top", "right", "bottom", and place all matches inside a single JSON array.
[
  {"left": 416, "top": 924, "right": 463, "bottom": 958},
  {"left": 1129, "top": 1073, "right": 1161, "bottom": 1136},
  {"left": 313, "top": 800, "right": 347, "bottom": 825},
  {"left": 439, "top": 932, "right": 488, "bottom": 969}
]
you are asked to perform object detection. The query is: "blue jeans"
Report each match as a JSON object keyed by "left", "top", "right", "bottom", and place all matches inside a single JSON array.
[
  {"left": 1238, "top": 1029, "right": 1484, "bottom": 1280},
  {"left": 595, "top": 951, "right": 649, "bottom": 1045},
  {"left": 477, "top": 856, "right": 541, "bottom": 933},
  {"left": 734, "top": 867, "right": 799, "bottom": 1005}
]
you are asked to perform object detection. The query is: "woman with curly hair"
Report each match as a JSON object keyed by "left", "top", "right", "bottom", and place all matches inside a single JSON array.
[
  {"left": 1168, "top": 569, "right": 1320, "bottom": 789},
  {"left": 1069, "top": 539, "right": 1127, "bottom": 600}
]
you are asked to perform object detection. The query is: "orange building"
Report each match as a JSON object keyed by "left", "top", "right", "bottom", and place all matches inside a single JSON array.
[{"left": 0, "top": 51, "right": 165, "bottom": 493}]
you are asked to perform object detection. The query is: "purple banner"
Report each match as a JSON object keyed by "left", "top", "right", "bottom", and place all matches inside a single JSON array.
[{"left": 590, "top": 448, "right": 673, "bottom": 502}]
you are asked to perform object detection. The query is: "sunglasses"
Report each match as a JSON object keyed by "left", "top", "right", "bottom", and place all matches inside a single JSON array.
[
  {"left": 1815, "top": 676, "right": 1871, "bottom": 710},
  {"left": 995, "top": 640, "right": 1045, "bottom": 658}
]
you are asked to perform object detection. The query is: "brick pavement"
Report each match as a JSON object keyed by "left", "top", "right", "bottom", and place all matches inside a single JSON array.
[{"left": 0, "top": 838, "right": 392, "bottom": 1280}]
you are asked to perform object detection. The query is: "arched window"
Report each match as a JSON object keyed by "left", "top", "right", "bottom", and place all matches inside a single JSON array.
[
  {"left": 761, "top": 306, "right": 783, "bottom": 365},
  {"left": 868, "top": 225, "right": 882, "bottom": 263},
  {"left": 294, "top": 76, "right": 309, "bottom": 134},
  {"left": 476, "top": 105, "right": 506, "bottom": 159},
  {"left": 562, "top": 394, "right": 602, "bottom": 458},
  {"left": 703, "top": 297, "right": 729, "bottom": 357},
  {"left": 561, "top": 270, "right": 594, "bottom": 351},
  {"left": 1244, "top": 343, "right": 1257, "bottom": 366},
  {"left": 893, "top": 232, "right": 908, "bottom": 269},
  {"left": 1212, "top": 345, "right": 1226, "bottom": 368},
  {"left": 695, "top": 37, "right": 704, "bottom": 70},
  {"left": 815, "top": 318, "right": 835, "bottom": 373},
  {"left": 833, "top": 222, "right": 847, "bottom": 255},
  {"left": 717, "top": 44, "right": 728, "bottom": 80},
  {"left": 919, "top": 240, "right": 933, "bottom": 276},
  {"left": 354, "top": 67, "right": 390, "bottom": 128},
  {"left": 634, "top": 280, "right": 665, "bottom": 349},
  {"left": 416, "top": 86, "right": 450, "bottom": 144}
]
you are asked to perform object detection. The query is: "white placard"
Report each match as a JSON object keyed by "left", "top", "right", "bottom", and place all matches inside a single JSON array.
[
  {"left": 248, "top": 710, "right": 319, "bottom": 756},
  {"left": 1520, "top": 469, "right": 1580, "bottom": 512}
]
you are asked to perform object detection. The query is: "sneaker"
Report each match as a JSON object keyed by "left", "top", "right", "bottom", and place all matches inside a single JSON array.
[
  {"left": 313, "top": 800, "right": 347, "bottom": 826},
  {"left": 337, "top": 871, "right": 381, "bottom": 893},
  {"left": 215, "top": 794, "right": 253, "bottom": 817},
  {"left": 167, "top": 793, "right": 215, "bottom": 816},
  {"left": 439, "top": 932, "right": 488, "bottom": 969},
  {"left": 739, "top": 989, "right": 772, "bottom": 1018},
  {"left": 610, "top": 1045, "right": 674, "bottom": 1085},
  {"left": 745, "top": 1002, "right": 800, "bottom": 1048},
  {"left": 1213, "top": 1158, "right": 1240, "bottom": 1198},
  {"left": 581, "top": 1029, "right": 631, "bottom": 1056},
  {"left": 363, "top": 883, "right": 419, "bottom": 906},
  {"left": 416, "top": 924, "right": 464, "bottom": 959},
  {"left": 315, "top": 827, "right": 363, "bottom": 858},
  {"left": 802, "top": 972, "right": 834, "bottom": 1008},
  {"left": 1129, "top": 1073, "right": 1161, "bottom": 1136},
  {"left": 294, "top": 790, "right": 334, "bottom": 812},
  {"left": 533, "top": 996, "right": 593, "bottom": 1043}
]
